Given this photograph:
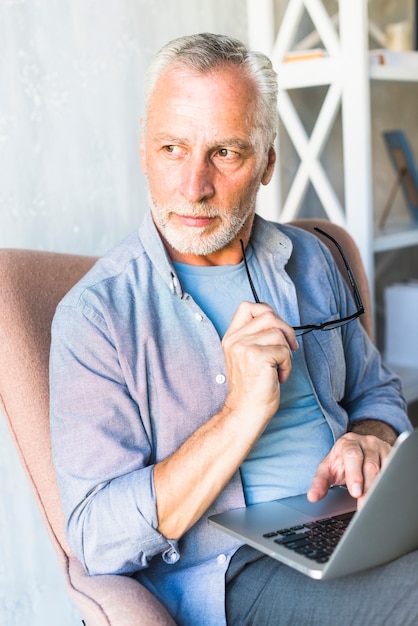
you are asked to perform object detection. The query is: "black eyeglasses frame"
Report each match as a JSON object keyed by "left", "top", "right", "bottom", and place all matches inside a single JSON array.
[{"left": 240, "top": 226, "right": 365, "bottom": 337}]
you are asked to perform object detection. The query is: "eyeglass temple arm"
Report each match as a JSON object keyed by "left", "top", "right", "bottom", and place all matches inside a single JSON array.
[
  {"left": 240, "top": 239, "right": 260, "bottom": 303},
  {"left": 313, "top": 227, "right": 364, "bottom": 311}
]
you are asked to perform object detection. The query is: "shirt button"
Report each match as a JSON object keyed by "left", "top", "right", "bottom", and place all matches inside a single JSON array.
[
  {"left": 215, "top": 374, "right": 226, "bottom": 384},
  {"left": 194, "top": 312, "right": 203, "bottom": 321},
  {"left": 164, "top": 548, "right": 179, "bottom": 564},
  {"left": 217, "top": 554, "right": 227, "bottom": 564}
]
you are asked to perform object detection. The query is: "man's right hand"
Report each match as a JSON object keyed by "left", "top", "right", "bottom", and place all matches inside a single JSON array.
[{"left": 222, "top": 301, "right": 298, "bottom": 427}]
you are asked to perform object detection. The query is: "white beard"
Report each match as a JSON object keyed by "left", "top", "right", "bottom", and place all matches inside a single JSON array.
[{"left": 149, "top": 192, "right": 257, "bottom": 256}]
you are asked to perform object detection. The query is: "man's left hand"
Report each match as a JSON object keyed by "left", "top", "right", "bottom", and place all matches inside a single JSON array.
[{"left": 307, "top": 421, "right": 397, "bottom": 509}]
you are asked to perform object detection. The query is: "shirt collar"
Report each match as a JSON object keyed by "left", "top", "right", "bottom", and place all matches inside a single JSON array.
[
  {"left": 251, "top": 214, "right": 293, "bottom": 265},
  {"left": 138, "top": 210, "right": 293, "bottom": 295}
]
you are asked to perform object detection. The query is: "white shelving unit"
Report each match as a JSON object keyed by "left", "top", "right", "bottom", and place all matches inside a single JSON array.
[
  {"left": 247, "top": 0, "right": 418, "bottom": 403},
  {"left": 370, "top": 64, "right": 418, "bottom": 82}
]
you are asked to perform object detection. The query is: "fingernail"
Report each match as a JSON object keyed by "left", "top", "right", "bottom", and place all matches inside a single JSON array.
[{"left": 352, "top": 483, "right": 362, "bottom": 498}]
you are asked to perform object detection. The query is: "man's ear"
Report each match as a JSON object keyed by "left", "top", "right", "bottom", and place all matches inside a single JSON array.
[
  {"left": 139, "top": 118, "right": 147, "bottom": 174},
  {"left": 261, "top": 144, "right": 276, "bottom": 186}
]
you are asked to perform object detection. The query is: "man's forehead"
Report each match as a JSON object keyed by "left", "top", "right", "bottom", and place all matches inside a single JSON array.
[{"left": 152, "top": 61, "right": 256, "bottom": 100}]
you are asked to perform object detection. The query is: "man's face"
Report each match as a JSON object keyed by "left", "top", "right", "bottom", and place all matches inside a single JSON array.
[{"left": 140, "top": 62, "right": 275, "bottom": 265}]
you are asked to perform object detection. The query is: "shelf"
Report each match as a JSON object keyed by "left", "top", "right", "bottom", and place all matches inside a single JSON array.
[
  {"left": 276, "top": 53, "right": 418, "bottom": 90},
  {"left": 370, "top": 65, "right": 418, "bottom": 82},
  {"left": 276, "top": 58, "right": 339, "bottom": 89},
  {"left": 388, "top": 363, "right": 418, "bottom": 404},
  {"left": 369, "top": 50, "right": 418, "bottom": 83},
  {"left": 374, "top": 219, "right": 418, "bottom": 253}
]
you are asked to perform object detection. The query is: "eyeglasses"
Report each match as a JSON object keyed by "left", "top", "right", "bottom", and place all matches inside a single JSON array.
[{"left": 240, "top": 226, "right": 365, "bottom": 337}]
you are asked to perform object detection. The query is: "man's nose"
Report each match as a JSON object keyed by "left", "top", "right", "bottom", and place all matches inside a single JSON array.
[{"left": 180, "top": 155, "right": 215, "bottom": 202}]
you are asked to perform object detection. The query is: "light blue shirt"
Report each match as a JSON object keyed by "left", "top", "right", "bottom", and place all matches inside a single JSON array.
[{"left": 50, "top": 212, "right": 411, "bottom": 626}]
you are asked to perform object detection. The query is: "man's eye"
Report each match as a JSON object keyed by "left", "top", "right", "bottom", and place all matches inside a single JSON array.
[
  {"left": 217, "top": 148, "right": 240, "bottom": 159},
  {"left": 163, "top": 145, "right": 186, "bottom": 157}
]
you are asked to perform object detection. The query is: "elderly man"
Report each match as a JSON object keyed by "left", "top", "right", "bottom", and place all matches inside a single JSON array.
[{"left": 50, "top": 33, "right": 417, "bottom": 625}]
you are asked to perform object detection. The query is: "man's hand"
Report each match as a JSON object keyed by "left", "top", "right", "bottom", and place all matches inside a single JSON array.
[
  {"left": 222, "top": 301, "right": 298, "bottom": 426},
  {"left": 307, "top": 420, "right": 398, "bottom": 509}
]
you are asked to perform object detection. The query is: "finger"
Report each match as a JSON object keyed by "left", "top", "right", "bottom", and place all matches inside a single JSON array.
[
  {"left": 227, "top": 325, "right": 294, "bottom": 384},
  {"left": 360, "top": 448, "right": 381, "bottom": 495},
  {"left": 307, "top": 473, "right": 333, "bottom": 503},
  {"left": 228, "top": 301, "right": 299, "bottom": 351},
  {"left": 272, "top": 343, "right": 294, "bottom": 384},
  {"left": 307, "top": 449, "right": 341, "bottom": 502},
  {"left": 340, "top": 442, "right": 366, "bottom": 499},
  {"left": 357, "top": 435, "right": 391, "bottom": 494}
]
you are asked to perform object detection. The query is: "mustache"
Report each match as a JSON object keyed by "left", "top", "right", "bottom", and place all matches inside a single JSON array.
[
  {"left": 147, "top": 188, "right": 246, "bottom": 222},
  {"left": 169, "top": 203, "right": 222, "bottom": 218}
]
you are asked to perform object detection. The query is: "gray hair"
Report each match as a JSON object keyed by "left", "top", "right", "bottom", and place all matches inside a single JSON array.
[{"left": 143, "top": 33, "right": 278, "bottom": 149}]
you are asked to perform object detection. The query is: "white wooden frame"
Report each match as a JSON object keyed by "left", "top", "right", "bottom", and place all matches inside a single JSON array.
[{"left": 247, "top": 0, "right": 374, "bottom": 284}]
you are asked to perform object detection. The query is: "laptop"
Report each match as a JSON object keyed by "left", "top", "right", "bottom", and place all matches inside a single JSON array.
[{"left": 209, "top": 428, "right": 418, "bottom": 580}]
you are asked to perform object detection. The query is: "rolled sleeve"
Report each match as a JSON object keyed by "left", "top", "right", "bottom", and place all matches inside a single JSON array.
[{"left": 71, "top": 466, "right": 176, "bottom": 575}]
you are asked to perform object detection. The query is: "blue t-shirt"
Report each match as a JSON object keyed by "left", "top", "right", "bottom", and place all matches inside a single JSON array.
[{"left": 174, "top": 244, "right": 334, "bottom": 504}]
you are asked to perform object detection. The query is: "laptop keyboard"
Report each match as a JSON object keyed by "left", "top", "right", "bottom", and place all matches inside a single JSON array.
[{"left": 263, "top": 511, "right": 355, "bottom": 564}]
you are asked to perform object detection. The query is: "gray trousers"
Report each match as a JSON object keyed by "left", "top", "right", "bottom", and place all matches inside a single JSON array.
[{"left": 225, "top": 545, "right": 418, "bottom": 625}]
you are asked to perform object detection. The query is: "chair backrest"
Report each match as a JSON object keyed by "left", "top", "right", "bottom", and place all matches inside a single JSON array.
[
  {"left": 0, "top": 249, "right": 97, "bottom": 559},
  {"left": 289, "top": 219, "right": 374, "bottom": 341}
]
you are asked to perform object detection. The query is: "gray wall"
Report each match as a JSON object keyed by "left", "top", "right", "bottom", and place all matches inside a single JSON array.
[{"left": 0, "top": 0, "right": 247, "bottom": 256}]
